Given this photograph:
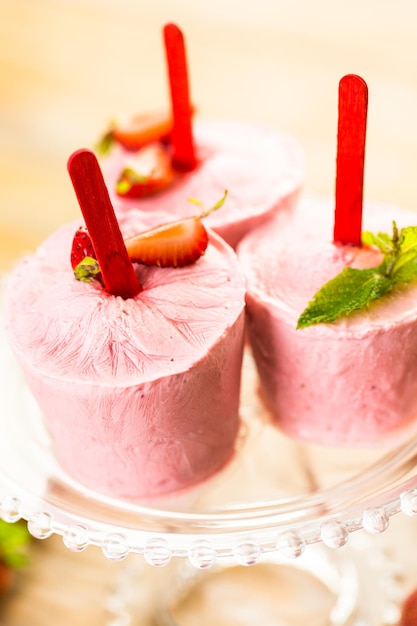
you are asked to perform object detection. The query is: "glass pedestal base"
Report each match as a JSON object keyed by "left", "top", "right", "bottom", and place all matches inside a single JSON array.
[
  {"left": 103, "top": 535, "right": 405, "bottom": 626},
  {"left": 155, "top": 545, "right": 358, "bottom": 626}
]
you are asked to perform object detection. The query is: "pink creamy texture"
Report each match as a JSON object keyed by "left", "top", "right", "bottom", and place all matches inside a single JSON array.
[
  {"left": 238, "top": 196, "right": 417, "bottom": 446},
  {"left": 100, "top": 119, "right": 304, "bottom": 248},
  {"left": 4, "top": 218, "right": 246, "bottom": 500}
]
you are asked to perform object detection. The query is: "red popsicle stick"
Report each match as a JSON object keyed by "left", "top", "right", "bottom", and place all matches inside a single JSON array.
[
  {"left": 67, "top": 149, "right": 141, "bottom": 299},
  {"left": 334, "top": 74, "right": 368, "bottom": 246},
  {"left": 163, "top": 23, "right": 197, "bottom": 172}
]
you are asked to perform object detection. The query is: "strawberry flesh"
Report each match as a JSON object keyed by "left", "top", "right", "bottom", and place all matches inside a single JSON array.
[
  {"left": 116, "top": 143, "right": 176, "bottom": 199},
  {"left": 113, "top": 111, "right": 173, "bottom": 151},
  {"left": 125, "top": 217, "right": 208, "bottom": 268}
]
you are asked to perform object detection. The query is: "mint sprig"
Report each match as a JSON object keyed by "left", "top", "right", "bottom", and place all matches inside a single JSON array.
[{"left": 297, "top": 222, "right": 417, "bottom": 329}]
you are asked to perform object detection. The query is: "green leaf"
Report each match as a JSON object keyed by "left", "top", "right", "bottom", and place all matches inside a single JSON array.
[
  {"left": 388, "top": 227, "right": 417, "bottom": 283},
  {"left": 297, "top": 267, "right": 394, "bottom": 329},
  {"left": 95, "top": 129, "right": 115, "bottom": 156},
  {"left": 398, "top": 226, "right": 417, "bottom": 255},
  {"left": 362, "top": 230, "right": 394, "bottom": 254},
  {"left": 297, "top": 220, "right": 417, "bottom": 329},
  {"left": 392, "top": 251, "right": 417, "bottom": 284},
  {"left": 209, "top": 189, "right": 228, "bottom": 213},
  {"left": 0, "top": 521, "right": 30, "bottom": 569},
  {"left": 74, "top": 257, "right": 101, "bottom": 283},
  {"left": 187, "top": 196, "right": 204, "bottom": 209},
  {"left": 94, "top": 119, "right": 119, "bottom": 156},
  {"left": 116, "top": 167, "right": 149, "bottom": 196},
  {"left": 188, "top": 190, "right": 228, "bottom": 218}
]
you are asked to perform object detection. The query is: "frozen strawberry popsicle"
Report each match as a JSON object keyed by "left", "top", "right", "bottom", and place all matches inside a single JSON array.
[
  {"left": 238, "top": 197, "right": 417, "bottom": 445},
  {"left": 3, "top": 150, "right": 246, "bottom": 501},
  {"left": 97, "top": 24, "right": 304, "bottom": 249},
  {"left": 238, "top": 75, "right": 417, "bottom": 446}
]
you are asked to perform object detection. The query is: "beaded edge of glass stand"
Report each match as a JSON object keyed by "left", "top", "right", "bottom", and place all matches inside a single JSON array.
[{"left": 0, "top": 488, "right": 417, "bottom": 568}]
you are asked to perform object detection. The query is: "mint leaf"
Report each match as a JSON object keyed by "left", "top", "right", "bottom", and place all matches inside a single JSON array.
[
  {"left": 362, "top": 230, "right": 394, "bottom": 254},
  {"left": 297, "top": 267, "right": 394, "bottom": 329},
  {"left": 397, "top": 226, "right": 417, "bottom": 254},
  {"left": 297, "top": 221, "right": 417, "bottom": 329},
  {"left": 389, "top": 227, "right": 417, "bottom": 283},
  {"left": 392, "top": 252, "right": 417, "bottom": 283}
]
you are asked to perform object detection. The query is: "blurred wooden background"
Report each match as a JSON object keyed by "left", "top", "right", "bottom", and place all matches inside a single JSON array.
[
  {"left": 2, "top": 0, "right": 417, "bottom": 270},
  {"left": 1, "top": 0, "right": 417, "bottom": 623}
]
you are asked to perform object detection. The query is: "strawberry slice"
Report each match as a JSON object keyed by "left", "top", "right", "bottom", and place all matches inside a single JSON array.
[
  {"left": 70, "top": 226, "right": 97, "bottom": 269},
  {"left": 125, "top": 217, "right": 208, "bottom": 268},
  {"left": 70, "top": 225, "right": 102, "bottom": 284},
  {"left": 124, "top": 191, "right": 227, "bottom": 268},
  {"left": 96, "top": 112, "right": 172, "bottom": 155},
  {"left": 113, "top": 111, "right": 173, "bottom": 151},
  {"left": 116, "top": 143, "right": 176, "bottom": 199}
]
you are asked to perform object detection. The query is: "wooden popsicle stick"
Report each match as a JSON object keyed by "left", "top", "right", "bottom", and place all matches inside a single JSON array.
[
  {"left": 334, "top": 74, "right": 368, "bottom": 246},
  {"left": 67, "top": 149, "right": 141, "bottom": 299},
  {"left": 163, "top": 23, "right": 197, "bottom": 172}
]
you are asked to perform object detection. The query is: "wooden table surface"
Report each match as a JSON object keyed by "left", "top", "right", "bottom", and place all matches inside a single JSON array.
[{"left": 2, "top": 1, "right": 417, "bottom": 623}]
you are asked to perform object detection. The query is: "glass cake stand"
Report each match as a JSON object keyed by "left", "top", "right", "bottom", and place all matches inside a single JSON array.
[{"left": 1, "top": 320, "right": 417, "bottom": 625}]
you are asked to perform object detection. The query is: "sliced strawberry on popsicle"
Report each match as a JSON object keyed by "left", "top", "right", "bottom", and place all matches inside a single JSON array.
[
  {"left": 125, "top": 191, "right": 227, "bottom": 267},
  {"left": 113, "top": 111, "right": 173, "bottom": 151},
  {"left": 116, "top": 143, "right": 176, "bottom": 198},
  {"left": 125, "top": 217, "right": 208, "bottom": 268},
  {"left": 97, "top": 111, "right": 173, "bottom": 155},
  {"left": 70, "top": 226, "right": 103, "bottom": 284},
  {"left": 70, "top": 226, "right": 97, "bottom": 269}
]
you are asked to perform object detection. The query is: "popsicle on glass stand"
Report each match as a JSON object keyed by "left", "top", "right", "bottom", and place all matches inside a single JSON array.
[
  {"left": 238, "top": 74, "right": 417, "bottom": 446},
  {"left": 98, "top": 23, "right": 304, "bottom": 249},
  {"left": 3, "top": 149, "right": 246, "bottom": 501}
]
